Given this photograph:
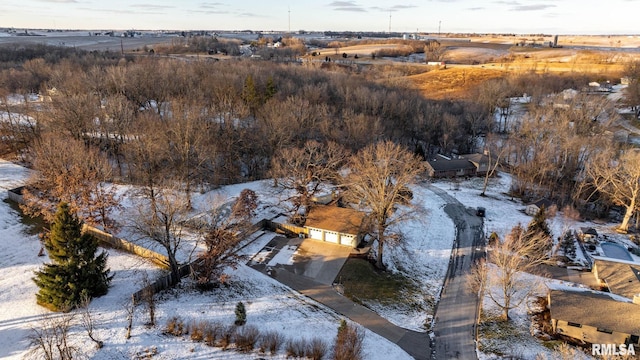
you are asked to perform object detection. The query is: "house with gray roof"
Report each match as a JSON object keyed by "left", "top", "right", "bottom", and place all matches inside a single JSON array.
[
  {"left": 548, "top": 289, "right": 640, "bottom": 346},
  {"left": 592, "top": 257, "right": 640, "bottom": 299},
  {"left": 425, "top": 154, "right": 483, "bottom": 178}
]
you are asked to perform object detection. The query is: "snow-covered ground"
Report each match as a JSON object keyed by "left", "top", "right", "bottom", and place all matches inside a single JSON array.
[
  {"left": 2, "top": 156, "right": 637, "bottom": 359},
  {"left": 477, "top": 269, "right": 594, "bottom": 360},
  {"left": 0, "top": 160, "right": 414, "bottom": 359}
]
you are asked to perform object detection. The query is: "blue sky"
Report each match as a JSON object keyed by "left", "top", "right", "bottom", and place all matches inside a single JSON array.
[{"left": 1, "top": 0, "right": 639, "bottom": 34}]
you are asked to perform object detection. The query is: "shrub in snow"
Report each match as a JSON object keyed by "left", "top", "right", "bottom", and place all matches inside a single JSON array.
[
  {"left": 333, "top": 319, "right": 364, "bottom": 360},
  {"left": 219, "top": 325, "right": 237, "bottom": 349},
  {"left": 190, "top": 320, "right": 209, "bottom": 342},
  {"left": 164, "top": 316, "right": 188, "bottom": 337},
  {"left": 259, "top": 330, "right": 284, "bottom": 355},
  {"left": 235, "top": 325, "right": 260, "bottom": 353},
  {"left": 234, "top": 301, "right": 247, "bottom": 326},
  {"left": 285, "top": 338, "right": 307, "bottom": 358},
  {"left": 306, "top": 337, "right": 328, "bottom": 360},
  {"left": 204, "top": 321, "right": 223, "bottom": 347}
]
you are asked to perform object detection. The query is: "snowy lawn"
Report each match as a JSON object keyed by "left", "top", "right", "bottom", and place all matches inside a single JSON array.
[
  {"left": 477, "top": 268, "right": 594, "bottom": 360},
  {"left": 371, "top": 184, "right": 456, "bottom": 331},
  {"left": 0, "top": 160, "right": 412, "bottom": 359}
]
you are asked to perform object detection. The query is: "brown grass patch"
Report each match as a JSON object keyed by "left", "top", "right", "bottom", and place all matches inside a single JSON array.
[{"left": 407, "top": 67, "right": 504, "bottom": 100}]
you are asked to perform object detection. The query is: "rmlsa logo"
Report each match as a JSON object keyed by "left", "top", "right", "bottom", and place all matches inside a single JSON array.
[{"left": 592, "top": 343, "right": 636, "bottom": 356}]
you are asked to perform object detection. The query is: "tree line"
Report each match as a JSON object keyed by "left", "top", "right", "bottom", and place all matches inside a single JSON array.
[{"left": 2, "top": 44, "right": 638, "bottom": 261}]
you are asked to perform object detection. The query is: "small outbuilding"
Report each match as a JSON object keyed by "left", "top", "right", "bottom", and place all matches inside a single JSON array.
[
  {"left": 580, "top": 227, "right": 599, "bottom": 241},
  {"left": 525, "top": 198, "right": 554, "bottom": 216},
  {"left": 304, "top": 206, "right": 366, "bottom": 248}
]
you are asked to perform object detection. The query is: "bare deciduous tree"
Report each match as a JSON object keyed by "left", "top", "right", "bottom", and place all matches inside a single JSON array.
[
  {"left": 469, "top": 225, "right": 549, "bottom": 321},
  {"left": 27, "top": 313, "right": 77, "bottom": 360},
  {"left": 141, "top": 272, "right": 156, "bottom": 327},
  {"left": 192, "top": 190, "right": 259, "bottom": 286},
  {"left": 79, "top": 293, "right": 103, "bottom": 349},
  {"left": 132, "top": 186, "right": 192, "bottom": 285},
  {"left": 270, "top": 140, "right": 347, "bottom": 224},
  {"left": 343, "top": 141, "right": 423, "bottom": 269},
  {"left": 124, "top": 300, "right": 135, "bottom": 340},
  {"left": 22, "top": 133, "right": 120, "bottom": 231},
  {"left": 584, "top": 148, "right": 640, "bottom": 232},
  {"left": 424, "top": 40, "right": 445, "bottom": 62}
]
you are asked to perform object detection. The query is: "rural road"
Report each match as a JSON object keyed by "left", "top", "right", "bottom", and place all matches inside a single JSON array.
[{"left": 429, "top": 185, "right": 484, "bottom": 360}]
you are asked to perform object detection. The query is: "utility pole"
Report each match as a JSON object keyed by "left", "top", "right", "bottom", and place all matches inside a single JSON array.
[
  {"left": 288, "top": 6, "right": 291, "bottom": 34},
  {"left": 388, "top": 12, "right": 392, "bottom": 33},
  {"left": 438, "top": 20, "right": 441, "bottom": 35}
]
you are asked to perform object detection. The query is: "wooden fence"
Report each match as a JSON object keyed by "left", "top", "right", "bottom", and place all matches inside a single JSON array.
[
  {"left": 7, "top": 186, "right": 273, "bottom": 305},
  {"left": 266, "top": 219, "right": 307, "bottom": 238},
  {"left": 131, "top": 264, "right": 191, "bottom": 304},
  {"left": 82, "top": 224, "right": 170, "bottom": 269}
]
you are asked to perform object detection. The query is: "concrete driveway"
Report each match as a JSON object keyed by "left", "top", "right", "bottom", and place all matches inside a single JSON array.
[
  {"left": 248, "top": 235, "right": 352, "bottom": 285},
  {"left": 248, "top": 234, "right": 431, "bottom": 360}
]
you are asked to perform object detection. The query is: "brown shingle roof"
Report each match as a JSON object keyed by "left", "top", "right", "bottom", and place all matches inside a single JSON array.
[
  {"left": 549, "top": 289, "right": 640, "bottom": 335},
  {"left": 593, "top": 258, "right": 640, "bottom": 299},
  {"left": 304, "top": 205, "right": 365, "bottom": 235},
  {"left": 459, "top": 153, "right": 489, "bottom": 164}
]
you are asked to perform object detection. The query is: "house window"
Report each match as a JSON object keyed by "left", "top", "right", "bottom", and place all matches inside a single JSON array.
[
  {"left": 597, "top": 328, "right": 613, "bottom": 334},
  {"left": 567, "top": 322, "right": 582, "bottom": 328}
]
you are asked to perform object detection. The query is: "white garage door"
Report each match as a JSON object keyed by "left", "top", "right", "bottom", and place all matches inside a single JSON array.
[
  {"left": 309, "top": 229, "right": 323, "bottom": 241},
  {"left": 325, "top": 231, "right": 339, "bottom": 243},
  {"left": 340, "top": 234, "right": 355, "bottom": 247}
]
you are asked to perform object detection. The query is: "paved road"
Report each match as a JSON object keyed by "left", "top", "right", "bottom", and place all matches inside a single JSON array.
[{"left": 429, "top": 186, "right": 484, "bottom": 360}]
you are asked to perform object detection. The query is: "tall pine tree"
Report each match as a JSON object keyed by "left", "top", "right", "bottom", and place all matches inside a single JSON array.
[{"left": 34, "top": 202, "right": 112, "bottom": 311}]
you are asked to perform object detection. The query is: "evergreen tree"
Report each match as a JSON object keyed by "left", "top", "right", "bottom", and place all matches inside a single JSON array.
[
  {"left": 525, "top": 206, "right": 553, "bottom": 258},
  {"left": 235, "top": 301, "right": 246, "bottom": 326},
  {"left": 34, "top": 202, "right": 112, "bottom": 311}
]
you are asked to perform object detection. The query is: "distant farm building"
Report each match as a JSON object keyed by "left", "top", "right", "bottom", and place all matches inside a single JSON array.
[{"left": 427, "top": 61, "right": 446, "bottom": 69}]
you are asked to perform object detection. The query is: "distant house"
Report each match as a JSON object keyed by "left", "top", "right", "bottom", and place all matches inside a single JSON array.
[
  {"left": 525, "top": 198, "right": 554, "bottom": 216},
  {"left": 548, "top": 289, "right": 640, "bottom": 346},
  {"left": 586, "top": 81, "right": 613, "bottom": 93},
  {"left": 310, "top": 192, "right": 337, "bottom": 206},
  {"left": 459, "top": 153, "right": 490, "bottom": 176},
  {"left": 592, "top": 257, "right": 640, "bottom": 299},
  {"left": 304, "top": 206, "right": 366, "bottom": 247},
  {"left": 425, "top": 153, "right": 488, "bottom": 178}
]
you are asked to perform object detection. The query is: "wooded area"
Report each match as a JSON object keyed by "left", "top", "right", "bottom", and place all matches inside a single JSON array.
[{"left": 1, "top": 43, "right": 638, "bottom": 237}]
